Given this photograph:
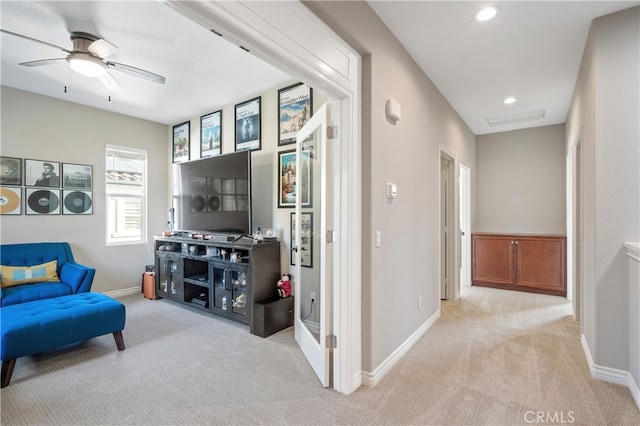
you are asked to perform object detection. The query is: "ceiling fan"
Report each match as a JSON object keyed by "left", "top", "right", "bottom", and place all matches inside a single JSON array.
[{"left": 0, "top": 29, "right": 166, "bottom": 91}]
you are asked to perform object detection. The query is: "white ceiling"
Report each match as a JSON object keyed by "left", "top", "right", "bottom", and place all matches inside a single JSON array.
[
  {"left": 0, "top": 0, "right": 292, "bottom": 125},
  {"left": 1, "top": 1, "right": 639, "bottom": 134},
  {"left": 368, "top": 0, "right": 640, "bottom": 134}
]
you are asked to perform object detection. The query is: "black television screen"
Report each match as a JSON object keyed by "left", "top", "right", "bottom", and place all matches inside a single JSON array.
[{"left": 173, "top": 151, "right": 251, "bottom": 234}]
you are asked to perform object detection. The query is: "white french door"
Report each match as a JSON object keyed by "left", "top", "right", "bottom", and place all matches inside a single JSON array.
[{"left": 293, "top": 102, "right": 332, "bottom": 386}]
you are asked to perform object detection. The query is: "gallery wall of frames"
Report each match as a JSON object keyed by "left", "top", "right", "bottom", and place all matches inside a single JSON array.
[
  {"left": 0, "top": 157, "right": 93, "bottom": 215},
  {"left": 170, "top": 82, "right": 314, "bottom": 267}
]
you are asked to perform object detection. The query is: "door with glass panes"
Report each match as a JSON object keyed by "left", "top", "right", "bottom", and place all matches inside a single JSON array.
[{"left": 210, "top": 261, "right": 250, "bottom": 322}]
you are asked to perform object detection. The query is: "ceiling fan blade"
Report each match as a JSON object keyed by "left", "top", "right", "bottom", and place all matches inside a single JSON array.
[
  {"left": 88, "top": 38, "right": 118, "bottom": 58},
  {"left": 107, "top": 61, "right": 166, "bottom": 84},
  {"left": 19, "top": 58, "right": 67, "bottom": 67},
  {"left": 1, "top": 29, "right": 72, "bottom": 53},
  {"left": 98, "top": 72, "right": 121, "bottom": 91}
]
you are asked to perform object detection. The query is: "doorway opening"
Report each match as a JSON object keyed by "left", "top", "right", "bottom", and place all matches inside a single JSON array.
[
  {"left": 568, "top": 131, "right": 583, "bottom": 324},
  {"left": 165, "top": 1, "right": 362, "bottom": 394},
  {"left": 459, "top": 163, "right": 471, "bottom": 295},
  {"left": 440, "top": 151, "right": 455, "bottom": 300}
]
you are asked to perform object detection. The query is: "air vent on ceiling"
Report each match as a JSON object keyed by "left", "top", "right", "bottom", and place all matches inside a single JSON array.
[{"left": 487, "top": 109, "right": 545, "bottom": 127}]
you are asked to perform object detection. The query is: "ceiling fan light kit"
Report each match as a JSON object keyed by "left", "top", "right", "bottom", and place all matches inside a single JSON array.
[
  {"left": 1, "top": 28, "right": 165, "bottom": 91},
  {"left": 68, "top": 53, "right": 107, "bottom": 77}
]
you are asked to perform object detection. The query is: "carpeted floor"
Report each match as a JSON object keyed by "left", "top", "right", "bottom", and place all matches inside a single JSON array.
[{"left": 1, "top": 286, "right": 638, "bottom": 425}]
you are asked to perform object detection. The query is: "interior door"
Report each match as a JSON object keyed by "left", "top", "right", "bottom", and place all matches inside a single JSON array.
[{"left": 293, "top": 102, "right": 331, "bottom": 387}]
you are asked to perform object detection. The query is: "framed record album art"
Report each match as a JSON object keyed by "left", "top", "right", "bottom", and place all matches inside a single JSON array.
[
  {"left": 62, "top": 163, "right": 93, "bottom": 189},
  {"left": 0, "top": 156, "right": 22, "bottom": 186},
  {"left": 63, "top": 190, "right": 93, "bottom": 215},
  {"left": 25, "top": 159, "right": 61, "bottom": 188},
  {"left": 25, "top": 188, "right": 61, "bottom": 215},
  {"left": 0, "top": 187, "right": 22, "bottom": 215}
]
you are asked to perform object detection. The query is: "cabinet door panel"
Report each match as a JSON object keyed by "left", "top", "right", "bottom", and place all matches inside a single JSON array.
[
  {"left": 472, "top": 235, "right": 515, "bottom": 285},
  {"left": 516, "top": 238, "right": 566, "bottom": 294}
]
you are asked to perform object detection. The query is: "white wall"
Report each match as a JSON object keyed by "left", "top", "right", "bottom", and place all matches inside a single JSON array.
[
  {"left": 476, "top": 124, "right": 567, "bottom": 234},
  {"left": 305, "top": 1, "right": 476, "bottom": 374},
  {"left": 566, "top": 6, "right": 639, "bottom": 376},
  {"left": 1, "top": 86, "right": 168, "bottom": 293}
]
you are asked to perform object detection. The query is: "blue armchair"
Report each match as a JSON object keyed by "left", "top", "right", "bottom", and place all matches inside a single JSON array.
[{"left": 0, "top": 242, "right": 95, "bottom": 307}]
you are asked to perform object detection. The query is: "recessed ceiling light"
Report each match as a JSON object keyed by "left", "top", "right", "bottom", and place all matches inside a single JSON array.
[
  {"left": 503, "top": 97, "right": 517, "bottom": 104},
  {"left": 475, "top": 6, "right": 500, "bottom": 21}
]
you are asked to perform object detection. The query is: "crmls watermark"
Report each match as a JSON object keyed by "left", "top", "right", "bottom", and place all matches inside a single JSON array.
[{"left": 524, "top": 411, "right": 576, "bottom": 424}]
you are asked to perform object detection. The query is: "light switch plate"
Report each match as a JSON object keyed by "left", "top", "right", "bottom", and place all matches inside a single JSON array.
[{"left": 386, "top": 182, "right": 397, "bottom": 199}]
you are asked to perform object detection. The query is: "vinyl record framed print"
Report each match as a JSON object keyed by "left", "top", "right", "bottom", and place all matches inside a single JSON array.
[
  {"left": 0, "top": 156, "right": 22, "bottom": 186},
  {"left": 201, "top": 110, "right": 222, "bottom": 158},
  {"left": 62, "top": 190, "right": 93, "bottom": 215},
  {"left": 235, "top": 96, "right": 261, "bottom": 152},
  {"left": 25, "top": 188, "right": 60, "bottom": 215},
  {"left": 0, "top": 187, "right": 22, "bottom": 215},
  {"left": 278, "top": 82, "right": 313, "bottom": 146},
  {"left": 173, "top": 121, "right": 190, "bottom": 163}
]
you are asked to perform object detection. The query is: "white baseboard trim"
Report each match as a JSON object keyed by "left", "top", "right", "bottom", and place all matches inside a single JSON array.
[
  {"left": 104, "top": 286, "right": 141, "bottom": 299},
  {"left": 361, "top": 309, "right": 441, "bottom": 388},
  {"left": 630, "top": 375, "right": 640, "bottom": 412},
  {"left": 581, "top": 335, "right": 640, "bottom": 411}
]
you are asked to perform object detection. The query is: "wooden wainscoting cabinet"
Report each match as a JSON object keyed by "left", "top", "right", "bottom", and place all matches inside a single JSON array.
[{"left": 472, "top": 233, "right": 566, "bottom": 296}]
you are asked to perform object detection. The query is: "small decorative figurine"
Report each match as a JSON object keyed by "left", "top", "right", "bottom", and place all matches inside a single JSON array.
[{"left": 277, "top": 273, "right": 292, "bottom": 298}]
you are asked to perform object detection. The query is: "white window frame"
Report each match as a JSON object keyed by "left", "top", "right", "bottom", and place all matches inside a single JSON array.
[{"left": 106, "top": 145, "right": 148, "bottom": 246}]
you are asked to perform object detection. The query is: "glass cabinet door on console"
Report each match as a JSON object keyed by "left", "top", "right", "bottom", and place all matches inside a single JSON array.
[
  {"left": 156, "top": 253, "right": 183, "bottom": 300},
  {"left": 210, "top": 262, "right": 250, "bottom": 322}
]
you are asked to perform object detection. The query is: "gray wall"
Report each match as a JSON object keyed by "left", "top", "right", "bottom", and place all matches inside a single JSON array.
[
  {"left": 177, "top": 81, "right": 327, "bottom": 322},
  {"left": 306, "top": 1, "right": 476, "bottom": 373},
  {"left": 476, "top": 124, "right": 566, "bottom": 234},
  {"left": 566, "top": 6, "right": 640, "bottom": 374},
  {"left": 1, "top": 86, "right": 168, "bottom": 294}
]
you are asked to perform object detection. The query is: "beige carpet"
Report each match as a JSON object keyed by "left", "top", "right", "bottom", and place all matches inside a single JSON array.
[{"left": 1, "top": 286, "right": 638, "bottom": 425}]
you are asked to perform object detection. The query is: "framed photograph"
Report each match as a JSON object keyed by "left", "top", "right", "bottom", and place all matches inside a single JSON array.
[
  {"left": 290, "top": 212, "right": 313, "bottom": 268},
  {"left": 173, "top": 121, "right": 190, "bottom": 163},
  {"left": 0, "top": 156, "right": 22, "bottom": 186},
  {"left": 201, "top": 110, "right": 222, "bottom": 158},
  {"left": 278, "top": 149, "right": 312, "bottom": 208},
  {"left": 62, "top": 190, "right": 93, "bottom": 215},
  {"left": 24, "top": 159, "right": 61, "bottom": 188},
  {"left": 235, "top": 96, "right": 261, "bottom": 151},
  {"left": 62, "top": 163, "right": 93, "bottom": 189},
  {"left": 278, "top": 82, "right": 313, "bottom": 146},
  {"left": 0, "top": 187, "right": 22, "bottom": 215},
  {"left": 25, "top": 188, "right": 60, "bottom": 215}
]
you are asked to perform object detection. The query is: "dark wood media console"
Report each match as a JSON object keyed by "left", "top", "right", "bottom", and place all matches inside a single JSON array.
[{"left": 154, "top": 234, "right": 285, "bottom": 336}]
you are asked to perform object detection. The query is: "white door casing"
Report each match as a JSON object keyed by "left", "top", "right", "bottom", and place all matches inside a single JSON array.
[{"left": 165, "top": 0, "right": 362, "bottom": 394}]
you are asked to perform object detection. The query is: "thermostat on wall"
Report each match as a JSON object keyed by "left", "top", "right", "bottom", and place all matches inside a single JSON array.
[{"left": 385, "top": 99, "right": 401, "bottom": 122}]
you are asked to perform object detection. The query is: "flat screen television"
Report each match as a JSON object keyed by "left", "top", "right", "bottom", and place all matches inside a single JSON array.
[{"left": 172, "top": 151, "right": 251, "bottom": 235}]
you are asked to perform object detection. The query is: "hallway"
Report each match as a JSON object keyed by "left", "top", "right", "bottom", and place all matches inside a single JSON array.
[{"left": 349, "top": 286, "right": 640, "bottom": 425}]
